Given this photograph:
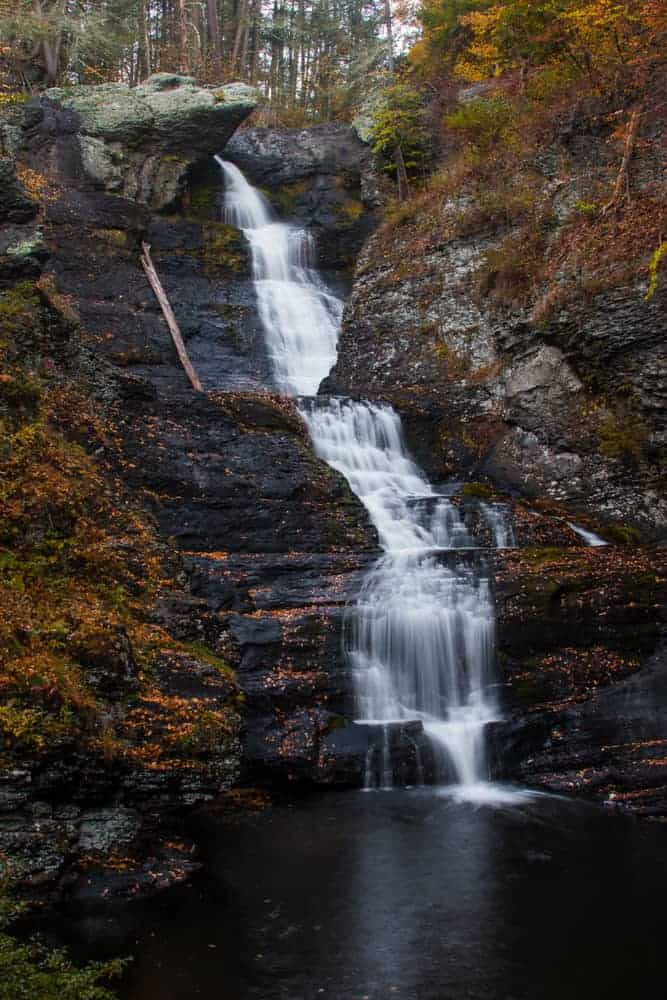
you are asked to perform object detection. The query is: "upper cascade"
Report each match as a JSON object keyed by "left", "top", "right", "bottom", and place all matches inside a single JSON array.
[{"left": 218, "top": 157, "right": 341, "bottom": 396}]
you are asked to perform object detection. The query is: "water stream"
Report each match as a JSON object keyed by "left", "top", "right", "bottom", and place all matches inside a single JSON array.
[{"left": 218, "top": 158, "right": 504, "bottom": 797}]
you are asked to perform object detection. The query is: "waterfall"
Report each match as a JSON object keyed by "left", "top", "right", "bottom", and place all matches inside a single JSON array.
[
  {"left": 218, "top": 157, "right": 502, "bottom": 794},
  {"left": 216, "top": 157, "right": 341, "bottom": 396},
  {"left": 567, "top": 522, "right": 608, "bottom": 547},
  {"left": 302, "top": 399, "right": 498, "bottom": 790}
]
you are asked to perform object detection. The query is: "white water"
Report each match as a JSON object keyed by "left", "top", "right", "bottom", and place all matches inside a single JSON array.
[
  {"left": 219, "top": 157, "right": 504, "bottom": 796},
  {"left": 216, "top": 157, "right": 341, "bottom": 396},
  {"left": 480, "top": 502, "right": 516, "bottom": 549},
  {"left": 303, "top": 399, "right": 499, "bottom": 789},
  {"left": 567, "top": 522, "right": 608, "bottom": 547}
]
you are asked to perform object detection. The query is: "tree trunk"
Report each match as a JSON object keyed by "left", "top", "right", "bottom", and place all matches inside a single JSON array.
[
  {"left": 177, "top": 0, "right": 189, "bottom": 72},
  {"left": 231, "top": 0, "right": 248, "bottom": 71},
  {"left": 141, "top": 243, "right": 203, "bottom": 393},
  {"left": 206, "top": 0, "right": 222, "bottom": 72},
  {"left": 395, "top": 145, "right": 410, "bottom": 202},
  {"left": 384, "top": 0, "right": 394, "bottom": 71},
  {"left": 603, "top": 108, "right": 642, "bottom": 216}
]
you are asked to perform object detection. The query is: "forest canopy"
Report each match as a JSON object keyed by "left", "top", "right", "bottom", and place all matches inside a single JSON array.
[{"left": 0, "top": 0, "right": 400, "bottom": 122}]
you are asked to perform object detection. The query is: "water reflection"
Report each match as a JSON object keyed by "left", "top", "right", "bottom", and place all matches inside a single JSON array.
[{"left": 41, "top": 790, "right": 667, "bottom": 1000}]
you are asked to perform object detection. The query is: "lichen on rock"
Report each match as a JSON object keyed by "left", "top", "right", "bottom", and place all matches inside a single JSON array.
[{"left": 41, "top": 74, "right": 259, "bottom": 210}]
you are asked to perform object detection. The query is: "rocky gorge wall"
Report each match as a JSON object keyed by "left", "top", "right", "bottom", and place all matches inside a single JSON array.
[
  {"left": 0, "top": 78, "right": 382, "bottom": 902},
  {"left": 326, "top": 96, "right": 666, "bottom": 542}
]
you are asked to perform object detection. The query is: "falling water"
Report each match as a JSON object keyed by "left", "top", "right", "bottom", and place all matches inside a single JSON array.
[
  {"left": 480, "top": 502, "right": 516, "bottom": 550},
  {"left": 216, "top": 157, "right": 341, "bottom": 396},
  {"left": 567, "top": 522, "right": 608, "bottom": 547},
  {"left": 302, "top": 400, "right": 498, "bottom": 790},
  {"left": 219, "top": 157, "right": 502, "bottom": 794}
]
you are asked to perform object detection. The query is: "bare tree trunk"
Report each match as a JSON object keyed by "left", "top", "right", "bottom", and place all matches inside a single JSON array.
[
  {"left": 141, "top": 243, "right": 203, "bottom": 393},
  {"left": 231, "top": 0, "right": 248, "bottom": 72},
  {"left": 603, "top": 108, "right": 641, "bottom": 215},
  {"left": 206, "top": 0, "right": 222, "bottom": 72},
  {"left": 177, "top": 0, "right": 189, "bottom": 72},
  {"left": 395, "top": 145, "right": 410, "bottom": 202},
  {"left": 137, "top": 0, "right": 152, "bottom": 81},
  {"left": 383, "top": 0, "right": 394, "bottom": 71}
]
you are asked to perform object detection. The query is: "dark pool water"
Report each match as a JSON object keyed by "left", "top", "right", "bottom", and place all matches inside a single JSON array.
[{"left": 54, "top": 788, "right": 667, "bottom": 1000}]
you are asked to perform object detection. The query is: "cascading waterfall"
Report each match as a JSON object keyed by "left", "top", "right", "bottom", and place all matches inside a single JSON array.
[
  {"left": 218, "top": 157, "right": 502, "bottom": 795},
  {"left": 216, "top": 157, "right": 341, "bottom": 396},
  {"left": 302, "top": 399, "right": 498, "bottom": 791}
]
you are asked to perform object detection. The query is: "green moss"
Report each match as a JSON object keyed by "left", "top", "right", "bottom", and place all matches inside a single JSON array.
[
  {"left": 0, "top": 282, "right": 42, "bottom": 357},
  {"left": 6, "top": 231, "right": 45, "bottom": 260},
  {"left": 0, "top": 886, "right": 125, "bottom": 999},
  {"left": 459, "top": 481, "right": 494, "bottom": 499},
  {"left": 597, "top": 409, "right": 648, "bottom": 461},
  {"left": 334, "top": 198, "right": 364, "bottom": 227},
  {"left": 90, "top": 228, "right": 127, "bottom": 247},
  {"left": 187, "top": 183, "right": 216, "bottom": 220},
  {"left": 0, "top": 371, "right": 42, "bottom": 414},
  {"left": 324, "top": 714, "right": 346, "bottom": 734},
  {"left": 269, "top": 180, "right": 310, "bottom": 216},
  {"left": 645, "top": 240, "right": 667, "bottom": 302},
  {"left": 180, "top": 640, "right": 233, "bottom": 678},
  {"left": 605, "top": 523, "right": 642, "bottom": 545},
  {"left": 201, "top": 222, "right": 247, "bottom": 274}
]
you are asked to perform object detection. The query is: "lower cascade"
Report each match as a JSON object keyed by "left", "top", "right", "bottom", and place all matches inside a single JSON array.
[{"left": 219, "top": 157, "right": 502, "bottom": 795}]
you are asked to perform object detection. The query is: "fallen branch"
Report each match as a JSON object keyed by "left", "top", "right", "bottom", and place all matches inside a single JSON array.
[
  {"left": 602, "top": 108, "right": 641, "bottom": 217},
  {"left": 140, "top": 241, "right": 203, "bottom": 393}
]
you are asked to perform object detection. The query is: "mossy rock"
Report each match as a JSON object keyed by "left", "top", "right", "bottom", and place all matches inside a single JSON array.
[
  {"left": 186, "top": 183, "right": 217, "bottom": 221},
  {"left": 460, "top": 481, "right": 495, "bottom": 499},
  {"left": 0, "top": 159, "right": 38, "bottom": 224},
  {"left": 45, "top": 76, "right": 258, "bottom": 148},
  {"left": 605, "top": 523, "right": 642, "bottom": 545},
  {"left": 269, "top": 180, "right": 310, "bottom": 216},
  {"left": 90, "top": 228, "right": 128, "bottom": 248},
  {"left": 333, "top": 198, "right": 364, "bottom": 228},
  {"left": 201, "top": 222, "right": 248, "bottom": 274}
]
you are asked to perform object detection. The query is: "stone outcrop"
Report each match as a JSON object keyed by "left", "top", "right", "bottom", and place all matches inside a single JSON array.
[
  {"left": 491, "top": 545, "right": 667, "bottom": 817},
  {"left": 2, "top": 74, "right": 258, "bottom": 211}
]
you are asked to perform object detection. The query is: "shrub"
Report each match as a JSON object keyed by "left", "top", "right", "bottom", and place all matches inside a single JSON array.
[
  {"left": 370, "top": 82, "right": 434, "bottom": 179},
  {"left": 0, "top": 885, "right": 125, "bottom": 1000},
  {"left": 445, "top": 96, "right": 517, "bottom": 152}
]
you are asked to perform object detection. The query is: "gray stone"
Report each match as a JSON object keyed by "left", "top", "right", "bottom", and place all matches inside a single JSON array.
[
  {"left": 42, "top": 75, "right": 259, "bottom": 209},
  {"left": 78, "top": 807, "right": 142, "bottom": 854}
]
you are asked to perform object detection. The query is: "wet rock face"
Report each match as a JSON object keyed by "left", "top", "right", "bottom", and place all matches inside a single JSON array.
[
  {"left": 0, "top": 648, "right": 241, "bottom": 897},
  {"left": 0, "top": 105, "right": 383, "bottom": 895},
  {"left": 0, "top": 158, "right": 39, "bottom": 223},
  {"left": 490, "top": 545, "right": 667, "bottom": 816},
  {"left": 225, "top": 124, "right": 381, "bottom": 271}
]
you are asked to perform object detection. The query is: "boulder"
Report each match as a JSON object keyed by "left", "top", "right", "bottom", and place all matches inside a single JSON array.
[{"left": 36, "top": 74, "right": 259, "bottom": 209}]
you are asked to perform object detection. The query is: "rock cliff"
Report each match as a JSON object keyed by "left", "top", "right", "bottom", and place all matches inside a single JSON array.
[
  {"left": 327, "top": 102, "right": 666, "bottom": 540},
  {"left": 0, "top": 84, "right": 378, "bottom": 900}
]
